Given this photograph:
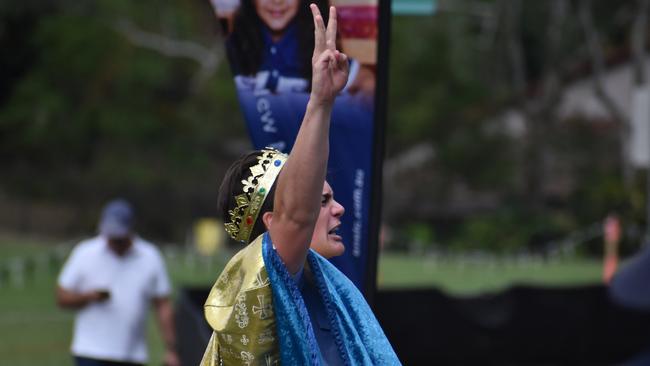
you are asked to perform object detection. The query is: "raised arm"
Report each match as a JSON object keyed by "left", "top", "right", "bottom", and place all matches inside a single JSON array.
[{"left": 268, "top": 5, "right": 349, "bottom": 273}]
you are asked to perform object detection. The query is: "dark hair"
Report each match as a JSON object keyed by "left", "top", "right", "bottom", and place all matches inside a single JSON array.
[
  {"left": 218, "top": 151, "right": 278, "bottom": 242},
  {"left": 226, "top": 0, "right": 330, "bottom": 89}
]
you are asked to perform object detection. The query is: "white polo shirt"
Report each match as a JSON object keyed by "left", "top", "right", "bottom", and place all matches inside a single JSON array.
[{"left": 58, "top": 235, "right": 171, "bottom": 363}]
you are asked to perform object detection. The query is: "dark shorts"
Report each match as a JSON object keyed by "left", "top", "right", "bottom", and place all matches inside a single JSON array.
[{"left": 74, "top": 356, "right": 144, "bottom": 366}]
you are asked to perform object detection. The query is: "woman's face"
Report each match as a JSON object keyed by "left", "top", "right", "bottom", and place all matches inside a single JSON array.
[
  {"left": 254, "top": 0, "right": 300, "bottom": 38},
  {"left": 309, "top": 181, "right": 346, "bottom": 259}
]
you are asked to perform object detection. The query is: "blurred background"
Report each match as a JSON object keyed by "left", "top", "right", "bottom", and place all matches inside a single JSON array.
[{"left": 2, "top": 0, "right": 650, "bottom": 364}]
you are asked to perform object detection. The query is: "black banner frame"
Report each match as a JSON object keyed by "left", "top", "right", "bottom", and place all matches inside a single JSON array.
[{"left": 364, "top": 0, "right": 392, "bottom": 304}]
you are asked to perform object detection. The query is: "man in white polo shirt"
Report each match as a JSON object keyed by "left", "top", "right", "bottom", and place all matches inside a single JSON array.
[{"left": 56, "top": 199, "right": 180, "bottom": 366}]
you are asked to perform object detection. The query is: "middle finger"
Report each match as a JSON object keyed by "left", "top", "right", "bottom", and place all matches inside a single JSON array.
[{"left": 311, "top": 4, "right": 326, "bottom": 55}]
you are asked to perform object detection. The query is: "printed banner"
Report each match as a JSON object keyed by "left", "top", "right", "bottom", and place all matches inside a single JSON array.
[{"left": 209, "top": 0, "right": 381, "bottom": 290}]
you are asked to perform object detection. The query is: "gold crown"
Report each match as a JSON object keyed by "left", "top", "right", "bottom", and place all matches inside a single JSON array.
[{"left": 224, "top": 148, "right": 288, "bottom": 243}]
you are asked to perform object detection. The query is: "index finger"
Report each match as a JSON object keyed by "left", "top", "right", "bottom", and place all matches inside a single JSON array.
[
  {"left": 311, "top": 4, "right": 326, "bottom": 56},
  {"left": 326, "top": 6, "right": 337, "bottom": 51}
]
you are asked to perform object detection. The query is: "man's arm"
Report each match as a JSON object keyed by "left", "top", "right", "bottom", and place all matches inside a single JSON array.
[
  {"left": 56, "top": 286, "right": 108, "bottom": 309},
  {"left": 270, "top": 5, "right": 349, "bottom": 273},
  {"left": 153, "top": 297, "right": 180, "bottom": 366}
]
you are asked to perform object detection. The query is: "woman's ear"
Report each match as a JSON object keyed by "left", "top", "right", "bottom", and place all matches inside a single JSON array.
[{"left": 262, "top": 211, "right": 273, "bottom": 230}]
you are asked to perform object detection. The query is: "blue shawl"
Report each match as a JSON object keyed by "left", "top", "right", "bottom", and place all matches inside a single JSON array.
[{"left": 261, "top": 232, "right": 401, "bottom": 365}]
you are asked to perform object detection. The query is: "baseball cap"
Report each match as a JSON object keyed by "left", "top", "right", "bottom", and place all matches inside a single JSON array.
[{"left": 98, "top": 199, "right": 135, "bottom": 238}]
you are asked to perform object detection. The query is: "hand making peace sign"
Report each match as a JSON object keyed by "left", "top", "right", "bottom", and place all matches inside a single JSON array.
[{"left": 309, "top": 4, "right": 350, "bottom": 104}]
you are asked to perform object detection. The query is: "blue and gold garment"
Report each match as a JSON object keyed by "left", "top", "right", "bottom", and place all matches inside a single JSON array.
[{"left": 200, "top": 232, "right": 401, "bottom": 365}]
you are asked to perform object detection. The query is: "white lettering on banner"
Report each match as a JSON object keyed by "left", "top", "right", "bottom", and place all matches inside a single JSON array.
[
  {"left": 267, "top": 141, "right": 286, "bottom": 151},
  {"left": 255, "top": 97, "right": 286, "bottom": 150},
  {"left": 352, "top": 169, "right": 364, "bottom": 257},
  {"left": 256, "top": 98, "right": 277, "bottom": 133}
]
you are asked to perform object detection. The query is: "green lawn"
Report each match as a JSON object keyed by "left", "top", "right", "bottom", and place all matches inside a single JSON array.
[
  {"left": 0, "top": 236, "right": 603, "bottom": 365},
  {"left": 377, "top": 253, "right": 602, "bottom": 294},
  {"left": 0, "top": 235, "right": 224, "bottom": 366}
]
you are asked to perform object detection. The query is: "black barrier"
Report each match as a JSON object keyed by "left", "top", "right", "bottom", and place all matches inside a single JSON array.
[
  {"left": 175, "top": 285, "right": 650, "bottom": 365},
  {"left": 175, "top": 287, "right": 213, "bottom": 366},
  {"left": 376, "top": 285, "right": 650, "bottom": 365}
]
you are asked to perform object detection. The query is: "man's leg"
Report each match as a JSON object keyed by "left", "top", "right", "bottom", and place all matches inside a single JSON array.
[
  {"left": 74, "top": 356, "right": 103, "bottom": 366},
  {"left": 74, "top": 356, "right": 143, "bottom": 366}
]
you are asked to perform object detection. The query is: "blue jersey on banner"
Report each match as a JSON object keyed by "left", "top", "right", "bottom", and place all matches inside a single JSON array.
[{"left": 237, "top": 90, "right": 373, "bottom": 290}]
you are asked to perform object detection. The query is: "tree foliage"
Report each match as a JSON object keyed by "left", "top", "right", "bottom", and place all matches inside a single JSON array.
[
  {"left": 385, "top": 0, "right": 647, "bottom": 253},
  {"left": 0, "top": 0, "right": 646, "bottom": 251},
  {"left": 0, "top": 0, "right": 245, "bottom": 238}
]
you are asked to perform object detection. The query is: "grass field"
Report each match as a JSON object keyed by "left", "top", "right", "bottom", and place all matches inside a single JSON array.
[
  {"left": 378, "top": 253, "right": 602, "bottom": 294},
  {"left": 0, "top": 235, "right": 603, "bottom": 365}
]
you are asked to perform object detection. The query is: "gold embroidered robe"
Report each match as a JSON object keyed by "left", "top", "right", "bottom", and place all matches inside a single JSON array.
[{"left": 200, "top": 236, "right": 280, "bottom": 366}]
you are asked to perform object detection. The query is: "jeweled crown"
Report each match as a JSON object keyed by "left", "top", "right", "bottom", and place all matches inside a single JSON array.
[{"left": 224, "top": 148, "right": 288, "bottom": 243}]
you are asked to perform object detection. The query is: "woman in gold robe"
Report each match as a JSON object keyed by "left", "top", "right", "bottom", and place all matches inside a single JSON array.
[{"left": 201, "top": 5, "right": 400, "bottom": 365}]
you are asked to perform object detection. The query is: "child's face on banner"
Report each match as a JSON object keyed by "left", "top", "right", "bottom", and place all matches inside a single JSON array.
[{"left": 254, "top": 0, "right": 300, "bottom": 37}]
